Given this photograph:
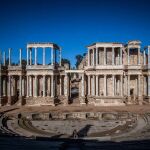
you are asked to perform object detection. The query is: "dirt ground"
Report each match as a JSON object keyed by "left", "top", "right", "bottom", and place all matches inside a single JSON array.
[{"left": 1, "top": 104, "right": 150, "bottom": 115}]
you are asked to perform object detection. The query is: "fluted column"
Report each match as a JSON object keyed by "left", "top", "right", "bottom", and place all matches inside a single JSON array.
[
  {"left": 34, "top": 75, "right": 37, "bottom": 97},
  {"left": 35, "top": 47, "right": 37, "bottom": 65},
  {"left": 128, "top": 75, "right": 130, "bottom": 96},
  {"left": 8, "top": 75, "right": 11, "bottom": 105},
  {"left": 148, "top": 75, "right": 150, "bottom": 97},
  {"left": 104, "top": 75, "right": 106, "bottom": 96},
  {"left": 43, "top": 75, "right": 46, "bottom": 97},
  {"left": 9, "top": 48, "right": 11, "bottom": 66},
  {"left": 96, "top": 75, "right": 99, "bottom": 96},
  {"left": 43, "top": 47, "right": 45, "bottom": 65},
  {"left": 120, "top": 75, "right": 123, "bottom": 96},
  {"left": 60, "top": 75, "right": 62, "bottom": 96},
  {"left": 104, "top": 47, "right": 106, "bottom": 65},
  {"left": 51, "top": 47, "right": 54, "bottom": 65},
  {"left": 26, "top": 75, "right": 29, "bottom": 97},
  {"left": 27, "top": 48, "right": 29, "bottom": 65},
  {"left": 29, "top": 76, "right": 32, "bottom": 96},
  {"left": 92, "top": 75, "right": 95, "bottom": 95},
  {"left": 88, "top": 48, "right": 90, "bottom": 66},
  {"left": 138, "top": 48, "right": 140, "bottom": 65},
  {"left": 19, "top": 48, "right": 22, "bottom": 66},
  {"left": 51, "top": 75, "right": 54, "bottom": 97},
  {"left": 112, "top": 47, "right": 114, "bottom": 65},
  {"left": 3, "top": 77, "right": 6, "bottom": 96},
  {"left": 93, "top": 49, "right": 95, "bottom": 66},
  {"left": 120, "top": 47, "right": 122, "bottom": 65},
  {"left": 138, "top": 75, "right": 141, "bottom": 96},
  {"left": 112, "top": 75, "right": 115, "bottom": 96},
  {"left": 128, "top": 47, "right": 130, "bottom": 65},
  {"left": 96, "top": 47, "right": 98, "bottom": 66},
  {"left": 19, "top": 75, "right": 22, "bottom": 97},
  {"left": 88, "top": 75, "right": 91, "bottom": 95},
  {"left": 59, "top": 48, "right": 62, "bottom": 66},
  {"left": 81, "top": 74, "right": 85, "bottom": 97}
]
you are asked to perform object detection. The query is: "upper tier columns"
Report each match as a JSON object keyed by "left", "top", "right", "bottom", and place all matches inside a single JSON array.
[
  {"left": 3, "top": 51, "right": 6, "bottom": 66},
  {"left": 93, "top": 49, "right": 95, "bottom": 66},
  {"left": 59, "top": 51, "right": 61, "bottom": 66},
  {"left": 30, "top": 49, "right": 32, "bottom": 65},
  {"left": 104, "top": 47, "right": 106, "bottom": 65},
  {"left": 88, "top": 48, "right": 90, "bottom": 66},
  {"left": 43, "top": 47, "right": 45, "bottom": 65},
  {"left": 96, "top": 47, "right": 98, "bottom": 65},
  {"left": 27, "top": 48, "right": 29, "bottom": 65},
  {"left": 112, "top": 47, "right": 114, "bottom": 65},
  {"left": 9, "top": 48, "right": 11, "bottom": 66},
  {"left": 51, "top": 47, "right": 54, "bottom": 65},
  {"left": 138, "top": 47, "right": 140, "bottom": 65},
  {"left": 120, "top": 47, "right": 122, "bottom": 65},
  {"left": 19, "top": 48, "right": 22, "bottom": 66},
  {"left": 128, "top": 47, "right": 130, "bottom": 65},
  {"left": 35, "top": 47, "right": 37, "bottom": 65}
]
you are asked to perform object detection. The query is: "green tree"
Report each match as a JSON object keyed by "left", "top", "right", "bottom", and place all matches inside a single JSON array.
[{"left": 75, "top": 54, "right": 83, "bottom": 68}]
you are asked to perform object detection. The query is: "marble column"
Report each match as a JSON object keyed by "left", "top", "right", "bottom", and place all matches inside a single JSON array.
[
  {"left": 128, "top": 75, "right": 130, "bottom": 96},
  {"left": 104, "top": 47, "right": 106, "bottom": 65},
  {"left": 104, "top": 75, "right": 106, "bottom": 96},
  {"left": 148, "top": 75, "right": 150, "bottom": 97},
  {"left": 19, "top": 48, "right": 22, "bottom": 66},
  {"left": 120, "top": 75, "right": 123, "bottom": 96},
  {"left": 120, "top": 47, "right": 122, "bottom": 65},
  {"left": 96, "top": 47, "right": 98, "bottom": 66},
  {"left": 51, "top": 75, "right": 54, "bottom": 97},
  {"left": 93, "top": 49, "right": 95, "bottom": 66},
  {"left": 9, "top": 48, "right": 11, "bottom": 66},
  {"left": 43, "top": 75, "right": 46, "bottom": 97},
  {"left": 88, "top": 48, "right": 90, "bottom": 66},
  {"left": 138, "top": 75, "right": 141, "bottom": 96},
  {"left": 138, "top": 48, "right": 140, "bottom": 65},
  {"left": 35, "top": 47, "right": 37, "bottom": 65},
  {"left": 3, "top": 77, "right": 6, "bottom": 96},
  {"left": 96, "top": 75, "right": 99, "bottom": 96},
  {"left": 60, "top": 76, "right": 62, "bottom": 96},
  {"left": 27, "top": 48, "right": 29, "bottom": 65},
  {"left": 59, "top": 49, "right": 62, "bottom": 66},
  {"left": 112, "top": 47, "right": 114, "bottom": 65},
  {"left": 92, "top": 75, "right": 95, "bottom": 96},
  {"left": 128, "top": 47, "right": 130, "bottom": 65},
  {"left": 26, "top": 75, "right": 29, "bottom": 97},
  {"left": 30, "top": 49, "right": 32, "bottom": 65},
  {"left": 88, "top": 75, "right": 91, "bottom": 95},
  {"left": 81, "top": 74, "right": 85, "bottom": 97},
  {"left": 8, "top": 75, "right": 11, "bottom": 105},
  {"left": 51, "top": 47, "right": 54, "bottom": 65},
  {"left": 34, "top": 75, "right": 37, "bottom": 97},
  {"left": 43, "top": 47, "right": 45, "bottom": 65},
  {"left": 112, "top": 75, "right": 115, "bottom": 96},
  {"left": 29, "top": 76, "right": 32, "bottom": 96},
  {"left": 19, "top": 75, "right": 22, "bottom": 97}
]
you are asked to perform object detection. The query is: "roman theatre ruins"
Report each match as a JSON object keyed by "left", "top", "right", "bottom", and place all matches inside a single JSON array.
[{"left": 0, "top": 40, "right": 150, "bottom": 106}]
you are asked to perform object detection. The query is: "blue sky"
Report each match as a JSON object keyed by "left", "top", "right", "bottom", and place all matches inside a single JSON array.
[{"left": 0, "top": 0, "right": 150, "bottom": 66}]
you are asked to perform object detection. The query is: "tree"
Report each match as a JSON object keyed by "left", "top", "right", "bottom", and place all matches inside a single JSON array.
[
  {"left": 61, "top": 58, "right": 70, "bottom": 66},
  {"left": 75, "top": 54, "right": 83, "bottom": 68}
]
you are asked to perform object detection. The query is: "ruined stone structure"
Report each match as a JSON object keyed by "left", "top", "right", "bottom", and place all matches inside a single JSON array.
[{"left": 0, "top": 40, "right": 150, "bottom": 106}]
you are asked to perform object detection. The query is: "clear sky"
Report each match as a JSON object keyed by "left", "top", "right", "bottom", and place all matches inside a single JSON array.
[{"left": 0, "top": 0, "right": 150, "bottom": 66}]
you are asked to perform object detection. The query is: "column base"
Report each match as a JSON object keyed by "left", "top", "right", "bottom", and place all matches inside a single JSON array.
[
  {"left": 63, "top": 96, "right": 69, "bottom": 106},
  {"left": 7, "top": 96, "right": 12, "bottom": 106},
  {"left": 80, "top": 96, "right": 86, "bottom": 105},
  {"left": 17, "top": 96, "right": 23, "bottom": 106},
  {"left": 138, "top": 96, "right": 143, "bottom": 105}
]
